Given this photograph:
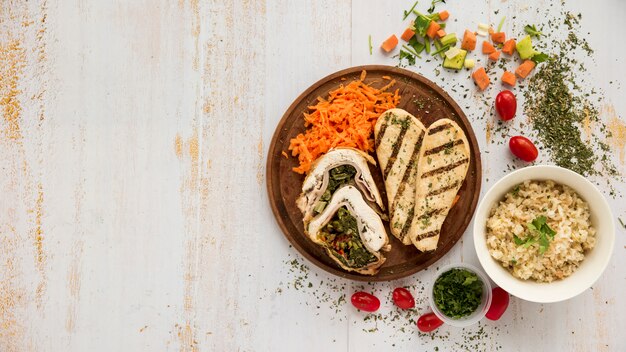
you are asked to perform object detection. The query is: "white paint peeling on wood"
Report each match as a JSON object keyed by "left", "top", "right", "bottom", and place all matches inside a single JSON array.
[{"left": 0, "top": 0, "right": 625, "bottom": 351}]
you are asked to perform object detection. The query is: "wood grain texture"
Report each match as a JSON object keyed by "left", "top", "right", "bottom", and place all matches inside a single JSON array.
[{"left": 0, "top": 0, "right": 625, "bottom": 351}]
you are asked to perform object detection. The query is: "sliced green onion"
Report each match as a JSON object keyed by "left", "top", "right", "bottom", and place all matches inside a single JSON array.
[
  {"left": 402, "top": 44, "right": 422, "bottom": 59},
  {"left": 497, "top": 16, "right": 506, "bottom": 32},
  {"left": 431, "top": 43, "right": 451, "bottom": 56}
]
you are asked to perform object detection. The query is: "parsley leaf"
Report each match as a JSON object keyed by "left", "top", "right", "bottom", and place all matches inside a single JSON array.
[
  {"left": 512, "top": 185, "right": 521, "bottom": 197},
  {"left": 514, "top": 215, "right": 557, "bottom": 255},
  {"left": 399, "top": 50, "right": 416, "bottom": 66},
  {"left": 403, "top": 1, "right": 419, "bottom": 20},
  {"left": 427, "top": 0, "right": 446, "bottom": 14},
  {"left": 531, "top": 52, "right": 549, "bottom": 64},
  {"left": 414, "top": 13, "right": 432, "bottom": 36},
  {"left": 524, "top": 24, "right": 543, "bottom": 38}
]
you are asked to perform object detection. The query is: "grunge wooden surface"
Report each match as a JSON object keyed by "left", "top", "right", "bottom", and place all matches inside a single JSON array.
[{"left": 1, "top": 0, "right": 625, "bottom": 351}]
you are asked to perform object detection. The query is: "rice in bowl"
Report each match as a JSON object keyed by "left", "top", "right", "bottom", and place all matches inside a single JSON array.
[{"left": 486, "top": 180, "right": 596, "bottom": 283}]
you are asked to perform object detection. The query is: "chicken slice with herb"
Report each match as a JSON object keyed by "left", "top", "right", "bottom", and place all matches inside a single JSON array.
[
  {"left": 410, "top": 118, "right": 470, "bottom": 251},
  {"left": 374, "top": 109, "right": 426, "bottom": 245}
]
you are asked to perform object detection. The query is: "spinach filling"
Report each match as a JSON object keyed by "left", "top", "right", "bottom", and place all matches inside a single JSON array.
[
  {"left": 313, "top": 165, "right": 357, "bottom": 214},
  {"left": 319, "top": 207, "right": 376, "bottom": 268}
]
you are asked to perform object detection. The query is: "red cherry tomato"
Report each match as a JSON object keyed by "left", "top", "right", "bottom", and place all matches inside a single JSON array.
[
  {"left": 351, "top": 292, "right": 380, "bottom": 312},
  {"left": 485, "top": 287, "right": 510, "bottom": 321},
  {"left": 417, "top": 312, "right": 444, "bottom": 332},
  {"left": 392, "top": 287, "right": 415, "bottom": 310},
  {"left": 509, "top": 136, "right": 538, "bottom": 162},
  {"left": 495, "top": 90, "right": 517, "bottom": 121}
]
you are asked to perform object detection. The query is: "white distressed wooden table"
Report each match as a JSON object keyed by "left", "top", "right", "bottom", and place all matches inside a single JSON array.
[{"left": 1, "top": 0, "right": 625, "bottom": 351}]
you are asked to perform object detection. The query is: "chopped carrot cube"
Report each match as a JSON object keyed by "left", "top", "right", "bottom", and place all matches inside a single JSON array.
[
  {"left": 426, "top": 21, "right": 441, "bottom": 39},
  {"left": 515, "top": 60, "right": 536, "bottom": 78},
  {"left": 401, "top": 28, "right": 416, "bottom": 42},
  {"left": 438, "top": 10, "right": 450, "bottom": 21},
  {"left": 381, "top": 35, "right": 399, "bottom": 52},
  {"left": 491, "top": 32, "right": 506, "bottom": 44},
  {"left": 482, "top": 41, "right": 496, "bottom": 54},
  {"left": 501, "top": 71, "right": 516, "bottom": 86},
  {"left": 488, "top": 50, "right": 501, "bottom": 61},
  {"left": 461, "top": 30, "right": 477, "bottom": 51},
  {"left": 472, "top": 67, "right": 490, "bottom": 91},
  {"left": 436, "top": 29, "right": 446, "bottom": 38},
  {"left": 502, "top": 39, "right": 516, "bottom": 55}
]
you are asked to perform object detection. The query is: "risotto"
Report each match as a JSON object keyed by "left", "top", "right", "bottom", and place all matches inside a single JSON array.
[{"left": 486, "top": 180, "right": 596, "bottom": 282}]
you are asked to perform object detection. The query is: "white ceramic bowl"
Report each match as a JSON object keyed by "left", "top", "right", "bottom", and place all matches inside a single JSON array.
[
  {"left": 428, "top": 263, "right": 492, "bottom": 327},
  {"left": 473, "top": 165, "right": 615, "bottom": 303}
]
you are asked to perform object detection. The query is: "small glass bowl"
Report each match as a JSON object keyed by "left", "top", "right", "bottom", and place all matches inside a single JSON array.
[{"left": 428, "top": 263, "right": 492, "bottom": 327}]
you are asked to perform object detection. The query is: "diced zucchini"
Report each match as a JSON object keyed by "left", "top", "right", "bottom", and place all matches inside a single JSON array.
[{"left": 443, "top": 49, "right": 467, "bottom": 70}]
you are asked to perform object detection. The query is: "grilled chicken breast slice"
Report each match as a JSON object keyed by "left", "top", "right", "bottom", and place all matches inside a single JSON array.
[
  {"left": 374, "top": 109, "right": 426, "bottom": 245},
  {"left": 410, "top": 118, "right": 470, "bottom": 251},
  {"left": 297, "top": 147, "right": 385, "bottom": 225},
  {"left": 306, "top": 185, "right": 390, "bottom": 275}
]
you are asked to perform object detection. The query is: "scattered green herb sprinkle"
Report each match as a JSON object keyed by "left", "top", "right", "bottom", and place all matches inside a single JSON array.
[
  {"left": 368, "top": 35, "right": 372, "bottom": 55},
  {"left": 523, "top": 22, "right": 618, "bottom": 178},
  {"left": 619, "top": 217, "right": 625, "bottom": 229},
  {"left": 433, "top": 268, "right": 483, "bottom": 319}
]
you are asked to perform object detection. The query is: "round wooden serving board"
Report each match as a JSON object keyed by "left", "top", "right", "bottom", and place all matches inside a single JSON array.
[{"left": 267, "top": 65, "right": 482, "bottom": 281}]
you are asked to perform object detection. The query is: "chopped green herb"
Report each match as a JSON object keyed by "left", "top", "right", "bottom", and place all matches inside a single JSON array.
[
  {"left": 414, "top": 13, "right": 432, "bottom": 36},
  {"left": 368, "top": 35, "right": 372, "bottom": 55},
  {"left": 427, "top": 0, "right": 445, "bottom": 14},
  {"left": 531, "top": 52, "right": 549, "bottom": 64},
  {"left": 433, "top": 268, "right": 483, "bottom": 319},
  {"left": 524, "top": 24, "right": 543, "bottom": 38},
  {"left": 619, "top": 217, "right": 625, "bottom": 229},
  {"left": 511, "top": 185, "right": 521, "bottom": 197},
  {"left": 403, "top": 0, "right": 419, "bottom": 20},
  {"left": 513, "top": 216, "right": 556, "bottom": 254},
  {"left": 399, "top": 50, "right": 417, "bottom": 66}
]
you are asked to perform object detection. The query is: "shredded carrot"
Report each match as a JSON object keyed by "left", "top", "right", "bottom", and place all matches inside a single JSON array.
[
  {"left": 281, "top": 151, "right": 289, "bottom": 159},
  {"left": 288, "top": 70, "right": 401, "bottom": 174},
  {"left": 382, "top": 75, "right": 392, "bottom": 80},
  {"left": 452, "top": 194, "right": 461, "bottom": 207}
]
